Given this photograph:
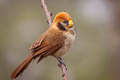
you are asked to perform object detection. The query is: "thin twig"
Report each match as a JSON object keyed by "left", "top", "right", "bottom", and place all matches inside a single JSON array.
[
  {"left": 58, "top": 63, "right": 68, "bottom": 80},
  {"left": 57, "top": 57, "right": 68, "bottom": 80},
  {"left": 40, "top": 0, "right": 68, "bottom": 80},
  {"left": 41, "top": 0, "right": 52, "bottom": 25}
]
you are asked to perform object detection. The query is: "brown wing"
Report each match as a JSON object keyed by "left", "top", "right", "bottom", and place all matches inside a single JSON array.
[
  {"left": 29, "top": 34, "right": 46, "bottom": 53},
  {"left": 32, "top": 38, "right": 63, "bottom": 58},
  {"left": 33, "top": 42, "right": 63, "bottom": 63},
  {"left": 29, "top": 28, "right": 65, "bottom": 63}
]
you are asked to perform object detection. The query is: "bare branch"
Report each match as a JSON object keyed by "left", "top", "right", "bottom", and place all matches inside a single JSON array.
[
  {"left": 57, "top": 57, "right": 68, "bottom": 80},
  {"left": 58, "top": 63, "right": 68, "bottom": 80},
  {"left": 40, "top": 1, "right": 68, "bottom": 80},
  {"left": 41, "top": 0, "right": 52, "bottom": 25}
]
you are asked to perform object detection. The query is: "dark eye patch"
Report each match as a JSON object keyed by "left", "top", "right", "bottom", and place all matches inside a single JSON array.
[{"left": 57, "top": 22, "right": 66, "bottom": 31}]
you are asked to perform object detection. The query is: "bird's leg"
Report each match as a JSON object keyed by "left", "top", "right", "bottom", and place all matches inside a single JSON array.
[
  {"left": 56, "top": 57, "right": 67, "bottom": 70},
  {"left": 56, "top": 56, "right": 68, "bottom": 80}
]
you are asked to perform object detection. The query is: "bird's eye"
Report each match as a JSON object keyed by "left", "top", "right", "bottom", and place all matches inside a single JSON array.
[{"left": 63, "top": 20, "right": 69, "bottom": 26}]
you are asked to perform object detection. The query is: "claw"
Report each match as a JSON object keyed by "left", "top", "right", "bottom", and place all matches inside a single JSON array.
[{"left": 56, "top": 57, "right": 67, "bottom": 70}]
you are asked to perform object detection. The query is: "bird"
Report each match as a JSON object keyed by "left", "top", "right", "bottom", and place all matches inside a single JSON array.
[{"left": 11, "top": 12, "right": 76, "bottom": 80}]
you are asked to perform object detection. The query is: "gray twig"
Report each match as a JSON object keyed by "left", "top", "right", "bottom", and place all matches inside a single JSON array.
[
  {"left": 40, "top": 1, "right": 68, "bottom": 80},
  {"left": 57, "top": 57, "right": 68, "bottom": 80},
  {"left": 41, "top": 0, "right": 52, "bottom": 25},
  {"left": 58, "top": 63, "right": 68, "bottom": 80}
]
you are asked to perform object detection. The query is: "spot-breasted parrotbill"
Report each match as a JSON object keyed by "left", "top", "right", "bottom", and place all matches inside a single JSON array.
[{"left": 11, "top": 12, "right": 76, "bottom": 80}]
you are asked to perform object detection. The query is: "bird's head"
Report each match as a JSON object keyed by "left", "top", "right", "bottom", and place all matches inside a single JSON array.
[{"left": 53, "top": 12, "right": 74, "bottom": 31}]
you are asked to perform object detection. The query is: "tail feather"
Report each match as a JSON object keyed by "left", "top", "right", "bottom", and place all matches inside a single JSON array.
[{"left": 11, "top": 54, "right": 33, "bottom": 80}]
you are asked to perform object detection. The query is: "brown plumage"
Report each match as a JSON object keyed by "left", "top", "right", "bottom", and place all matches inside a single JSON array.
[
  {"left": 11, "top": 12, "right": 75, "bottom": 80},
  {"left": 11, "top": 54, "right": 33, "bottom": 79}
]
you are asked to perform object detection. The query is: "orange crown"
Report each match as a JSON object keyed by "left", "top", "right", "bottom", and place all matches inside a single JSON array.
[{"left": 53, "top": 12, "right": 71, "bottom": 23}]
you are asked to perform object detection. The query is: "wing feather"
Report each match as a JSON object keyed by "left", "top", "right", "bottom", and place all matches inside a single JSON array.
[
  {"left": 29, "top": 35, "right": 47, "bottom": 53},
  {"left": 29, "top": 28, "right": 65, "bottom": 62}
]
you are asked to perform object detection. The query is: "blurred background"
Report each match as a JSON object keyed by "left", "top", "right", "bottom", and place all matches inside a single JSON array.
[{"left": 0, "top": 0, "right": 120, "bottom": 80}]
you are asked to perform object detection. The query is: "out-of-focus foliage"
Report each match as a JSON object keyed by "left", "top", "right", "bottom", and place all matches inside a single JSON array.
[{"left": 0, "top": 0, "right": 112, "bottom": 80}]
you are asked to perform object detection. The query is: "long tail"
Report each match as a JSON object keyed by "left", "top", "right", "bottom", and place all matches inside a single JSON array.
[{"left": 11, "top": 54, "right": 33, "bottom": 80}]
